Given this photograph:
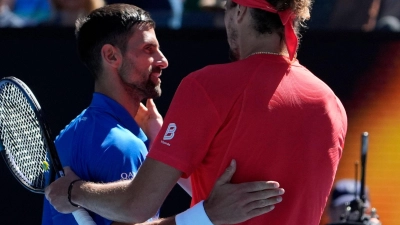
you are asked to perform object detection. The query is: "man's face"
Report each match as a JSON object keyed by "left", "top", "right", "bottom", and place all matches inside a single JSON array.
[
  {"left": 224, "top": 0, "right": 240, "bottom": 61},
  {"left": 118, "top": 25, "right": 168, "bottom": 100}
]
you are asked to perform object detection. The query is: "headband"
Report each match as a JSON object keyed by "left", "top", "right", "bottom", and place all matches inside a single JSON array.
[{"left": 231, "top": 0, "right": 297, "bottom": 60}]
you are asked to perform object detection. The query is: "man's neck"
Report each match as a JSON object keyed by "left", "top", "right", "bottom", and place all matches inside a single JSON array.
[
  {"left": 239, "top": 31, "right": 286, "bottom": 59},
  {"left": 94, "top": 75, "right": 141, "bottom": 119}
]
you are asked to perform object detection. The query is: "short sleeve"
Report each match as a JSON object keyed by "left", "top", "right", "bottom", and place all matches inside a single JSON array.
[{"left": 86, "top": 125, "right": 147, "bottom": 182}]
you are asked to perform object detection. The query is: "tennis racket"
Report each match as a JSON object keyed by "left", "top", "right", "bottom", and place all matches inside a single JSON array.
[{"left": 0, "top": 76, "right": 96, "bottom": 225}]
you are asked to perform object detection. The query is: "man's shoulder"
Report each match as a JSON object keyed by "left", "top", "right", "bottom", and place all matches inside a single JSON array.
[
  {"left": 189, "top": 62, "right": 231, "bottom": 76},
  {"left": 55, "top": 108, "right": 117, "bottom": 144},
  {"left": 184, "top": 61, "right": 249, "bottom": 88}
]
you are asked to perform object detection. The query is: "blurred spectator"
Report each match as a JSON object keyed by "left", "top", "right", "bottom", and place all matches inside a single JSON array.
[
  {"left": 168, "top": 0, "right": 184, "bottom": 29},
  {"left": 13, "top": 0, "right": 51, "bottom": 24},
  {"left": 197, "top": 0, "right": 225, "bottom": 28},
  {"left": 376, "top": 0, "right": 400, "bottom": 31},
  {"left": 198, "top": 0, "right": 224, "bottom": 10},
  {"left": 0, "top": 0, "right": 29, "bottom": 27},
  {"left": 329, "top": 0, "right": 380, "bottom": 31},
  {"left": 328, "top": 179, "right": 381, "bottom": 225},
  {"left": 105, "top": 0, "right": 183, "bottom": 29},
  {"left": 105, "top": 0, "right": 170, "bottom": 9},
  {"left": 376, "top": 16, "right": 400, "bottom": 31},
  {"left": 325, "top": 0, "right": 400, "bottom": 32},
  {"left": 43, "top": 0, "right": 105, "bottom": 27},
  {"left": 329, "top": 179, "right": 371, "bottom": 222}
]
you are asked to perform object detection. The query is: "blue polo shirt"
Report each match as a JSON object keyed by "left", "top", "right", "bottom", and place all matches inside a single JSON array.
[{"left": 42, "top": 93, "right": 153, "bottom": 225}]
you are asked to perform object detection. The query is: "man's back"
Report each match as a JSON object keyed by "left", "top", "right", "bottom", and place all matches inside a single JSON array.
[{"left": 149, "top": 54, "right": 347, "bottom": 224}]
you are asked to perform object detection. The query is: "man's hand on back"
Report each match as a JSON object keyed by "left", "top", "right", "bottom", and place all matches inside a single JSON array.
[{"left": 204, "top": 160, "right": 284, "bottom": 225}]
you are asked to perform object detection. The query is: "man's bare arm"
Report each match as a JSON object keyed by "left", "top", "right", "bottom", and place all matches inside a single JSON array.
[
  {"left": 46, "top": 159, "right": 284, "bottom": 224},
  {"left": 51, "top": 158, "right": 181, "bottom": 223},
  {"left": 113, "top": 216, "right": 176, "bottom": 225}
]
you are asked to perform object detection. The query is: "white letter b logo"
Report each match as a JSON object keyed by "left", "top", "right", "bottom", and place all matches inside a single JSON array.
[{"left": 163, "top": 123, "right": 177, "bottom": 140}]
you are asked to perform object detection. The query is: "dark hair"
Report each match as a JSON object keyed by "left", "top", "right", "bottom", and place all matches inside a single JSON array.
[{"left": 75, "top": 4, "right": 155, "bottom": 78}]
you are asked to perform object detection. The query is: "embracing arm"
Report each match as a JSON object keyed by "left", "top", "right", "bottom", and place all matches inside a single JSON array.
[
  {"left": 112, "top": 217, "right": 176, "bottom": 225},
  {"left": 66, "top": 158, "right": 180, "bottom": 223},
  {"left": 46, "top": 159, "right": 284, "bottom": 225},
  {"left": 111, "top": 159, "right": 283, "bottom": 225}
]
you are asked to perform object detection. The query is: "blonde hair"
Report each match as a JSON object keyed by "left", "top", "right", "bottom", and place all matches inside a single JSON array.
[
  {"left": 274, "top": 0, "right": 314, "bottom": 22},
  {"left": 289, "top": 0, "right": 313, "bottom": 22}
]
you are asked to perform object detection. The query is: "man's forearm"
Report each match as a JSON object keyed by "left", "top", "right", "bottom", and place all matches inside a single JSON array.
[
  {"left": 47, "top": 160, "right": 284, "bottom": 225},
  {"left": 113, "top": 200, "right": 212, "bottom": 225},
  {"left": 139, "top": 216, "right": 176, "bottom": 225},
  {"left": 139, "top": 217, "right": 176, "bottom": 225},
  {"left": 74, "top": 180, "right": 146, "bottom": 222},
  {"left": 112, "top": 216, "right": 176, "bottom": 225},
  {"left": 68, "top": 159, "right": 182, "bottom": 223}
]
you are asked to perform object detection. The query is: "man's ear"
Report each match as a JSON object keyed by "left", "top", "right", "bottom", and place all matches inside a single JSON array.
[
  {"left": 101, "top": 44, "right": 122, "bottom": 69},
  {"left": 236, "top": 5, "right": 248, "bottom": 23}
]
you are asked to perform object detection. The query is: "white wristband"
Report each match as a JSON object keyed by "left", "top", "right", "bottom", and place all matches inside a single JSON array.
[{"left": 175, "top": 200, "right": 213, "bottom": 225}]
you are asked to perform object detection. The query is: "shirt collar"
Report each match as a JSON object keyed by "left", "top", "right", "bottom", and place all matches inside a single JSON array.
[{"left": 89, "top": 93, "right": 147, "bottom": 141}]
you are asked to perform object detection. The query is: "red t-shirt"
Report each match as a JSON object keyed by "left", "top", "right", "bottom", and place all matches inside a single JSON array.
[{"left": 148, "top": 54, "right": 347, "bottom": 225}]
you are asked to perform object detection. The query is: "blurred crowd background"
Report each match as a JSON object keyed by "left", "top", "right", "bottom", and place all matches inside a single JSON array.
[{"left": 1, "top": 0, "right": 400, "bottom": 31}]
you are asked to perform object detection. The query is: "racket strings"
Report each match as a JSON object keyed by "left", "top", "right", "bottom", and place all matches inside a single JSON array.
[{"left": 0, "top": 82, "right": 48, "bottom": 190}]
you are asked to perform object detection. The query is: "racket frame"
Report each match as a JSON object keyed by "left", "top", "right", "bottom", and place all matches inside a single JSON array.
[
  {"left": 0, "top": 76, "right": 64, "bottom": 193},
  {"left": 0, "top": 76, "right": 97, "bottom": 225}
]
